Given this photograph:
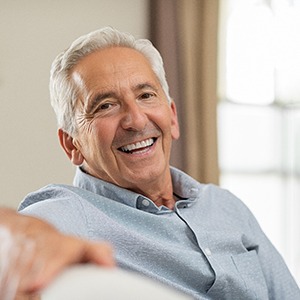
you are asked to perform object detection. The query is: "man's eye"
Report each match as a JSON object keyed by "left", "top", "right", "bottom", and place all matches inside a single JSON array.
[
  {"left": 99, "top": 103, "right": 112, "bottom": 110},
  {"left": 140, "top": 93, "right": 153, "bottom": 100}
]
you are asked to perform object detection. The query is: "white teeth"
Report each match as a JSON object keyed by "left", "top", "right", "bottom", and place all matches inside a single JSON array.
[{"left": 121, "top": 138, "right": 154, "bottom": 152}]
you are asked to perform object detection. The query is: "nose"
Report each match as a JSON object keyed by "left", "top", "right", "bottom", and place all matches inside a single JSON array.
[{"left": 120, "top": 101, "right": 148, "bottom": 131}]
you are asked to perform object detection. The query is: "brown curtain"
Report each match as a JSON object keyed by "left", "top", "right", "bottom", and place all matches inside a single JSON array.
[{"left": 150, "top": 0, "right": 220, "bottom": 184}]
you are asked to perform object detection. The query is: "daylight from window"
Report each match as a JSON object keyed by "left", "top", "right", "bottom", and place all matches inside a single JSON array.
[{"left": 218, "top": 0, "right": 300, "bottom": 285}]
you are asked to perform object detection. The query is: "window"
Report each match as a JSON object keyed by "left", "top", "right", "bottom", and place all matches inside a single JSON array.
[{"left": 218, "top": 0, "right": 300, "bottom": 284}]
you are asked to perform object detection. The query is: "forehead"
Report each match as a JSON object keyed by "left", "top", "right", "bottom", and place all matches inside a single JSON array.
[{"left": 71, "top": 47, "right": 157, "bottom": 88}]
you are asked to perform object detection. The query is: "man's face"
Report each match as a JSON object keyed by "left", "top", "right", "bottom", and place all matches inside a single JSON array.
[{"left": 66, "top": 47, "right": 179, "bottom": 191}]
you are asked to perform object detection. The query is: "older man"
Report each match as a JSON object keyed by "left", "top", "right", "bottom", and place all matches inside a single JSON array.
[{"left": 19, "top": 27, "right": 299, "bottom": 299}]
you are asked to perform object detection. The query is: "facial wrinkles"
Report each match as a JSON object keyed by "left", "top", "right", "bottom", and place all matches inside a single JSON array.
[
  {"left": 76, "top": 101, "right": 96, "bottom": 128},
  {"left": 72, "top": 73, "right": 105, "bottom": 134},
  {"left": 74, "top": 102, "right": 94, "bottom": 135}
]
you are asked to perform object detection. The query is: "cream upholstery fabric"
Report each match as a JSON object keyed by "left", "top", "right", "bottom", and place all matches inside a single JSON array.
[{"left": 42, "top": 265, "right": 191, "bottom": 300}]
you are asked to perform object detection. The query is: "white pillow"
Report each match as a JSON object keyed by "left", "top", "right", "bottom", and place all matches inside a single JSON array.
[{"left": 42, "top": 265, "right": 191, "bottom": 300}]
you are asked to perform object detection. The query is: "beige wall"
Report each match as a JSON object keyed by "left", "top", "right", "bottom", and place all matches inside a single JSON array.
[{"left": 0, "top": 0, "right": 149, "bottom": 208}]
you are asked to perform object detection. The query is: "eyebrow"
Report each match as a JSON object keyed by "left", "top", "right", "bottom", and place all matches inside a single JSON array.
[
  {"left": 133, "top": 82, "right": 159, "bottom": 93},
  {"left": 86, "top": 91, "right": 116, "bottom": 113}
]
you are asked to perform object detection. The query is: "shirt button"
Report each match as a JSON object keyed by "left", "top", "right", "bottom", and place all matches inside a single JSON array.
[
  {"left": 142, "top": 199, "right": 150, "bottom": 207},
  {"left": 204, "top": 248, "right": 212, "bottom": 256},
  {"left": 190, "top": 188, "right": 198, "bottom": 195}
]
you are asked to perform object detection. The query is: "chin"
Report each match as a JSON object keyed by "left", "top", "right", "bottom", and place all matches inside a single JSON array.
[{"left": 129, "top": 167, "right": 166, "bottom": 183}]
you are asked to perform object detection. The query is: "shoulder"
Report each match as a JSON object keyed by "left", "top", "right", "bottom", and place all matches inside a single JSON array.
[
  {"left": 171, "top": 167, "right": 253, "bottom": 219},
  {"left": 195, "top": 182, "right": 257, "bottom": 228},
  {"left": 19, "top": 184, "right": 97, "bottom": 210},
  {"left": 18, "top": 184, "right": 94, "bottom": 236}
]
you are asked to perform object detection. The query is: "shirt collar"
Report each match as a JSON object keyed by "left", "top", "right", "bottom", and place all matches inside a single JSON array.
[{"left": 73, "top": 167, "right": 200, "bottom": 213}]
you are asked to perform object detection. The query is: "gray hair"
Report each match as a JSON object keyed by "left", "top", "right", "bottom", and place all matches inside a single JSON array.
[{"left": 49, "top": 27, "right": 171, "bottom": 136}]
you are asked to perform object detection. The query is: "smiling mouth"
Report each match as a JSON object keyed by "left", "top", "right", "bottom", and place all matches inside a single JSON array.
[{"left": 118, "top": 138, "right": 157, "bottom": 154}]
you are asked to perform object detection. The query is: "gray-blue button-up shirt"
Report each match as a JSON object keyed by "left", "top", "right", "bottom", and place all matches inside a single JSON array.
[{"left": 19, "top": 167, "right": 300, "bottom": 299}]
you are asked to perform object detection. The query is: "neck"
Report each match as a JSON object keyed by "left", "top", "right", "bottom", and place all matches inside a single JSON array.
[
  {"left": 82, "top": 166, "right": 176, "bottom": 209},
  {"left": 131, "top": 171, "right": 176, "bottom": 210}
]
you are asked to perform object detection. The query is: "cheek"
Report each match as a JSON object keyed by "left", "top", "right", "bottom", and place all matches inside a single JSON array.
[
  {"left": 153, "top": 108, "right": 176, "bottom": 135},
  {"left": 90, "top": 120, "right": 116, "bottom": 149}
]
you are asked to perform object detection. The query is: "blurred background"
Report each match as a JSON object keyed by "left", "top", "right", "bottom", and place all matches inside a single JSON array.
[{"left": 0, "top": 0, "right": 299, "bottom": 285}]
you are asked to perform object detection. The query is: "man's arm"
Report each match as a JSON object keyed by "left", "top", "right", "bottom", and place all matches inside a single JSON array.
[{"left": 0, "top": 207, "right": 115, "bottom": 298}]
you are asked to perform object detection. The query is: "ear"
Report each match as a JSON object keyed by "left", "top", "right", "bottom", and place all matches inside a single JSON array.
[
  {"left": 58, "top": 129, "right": 84, "bottom": 166},
  {"left": 170, "top": 101, "right": 180, "bottom": 140}
]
